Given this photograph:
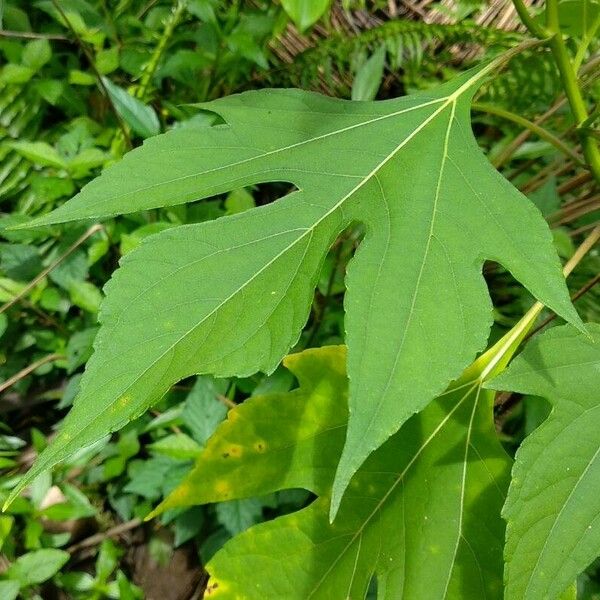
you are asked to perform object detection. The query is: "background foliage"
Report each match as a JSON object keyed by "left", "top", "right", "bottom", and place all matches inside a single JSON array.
[{"left": 0, "top": 0, "right": 598, "bottom": 598}]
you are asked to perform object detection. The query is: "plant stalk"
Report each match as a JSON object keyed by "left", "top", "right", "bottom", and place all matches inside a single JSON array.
[
  {"left": 472, "top": 102, "right": 583, "bottom": 165},
  {"left": 477, "top": 224, "right": 600, "bottom": 381},
  {"left": 0, "top": 224, "right": 104, "bottom": 315},
  {"left": 547, "top": 33, "right": 600, "bottom": 183},
  {"left": 0, "top": 354, "right": 64, "bottom": 395},
  {"left": 510, "top": 0, "right": 600, "bottom": 184}
]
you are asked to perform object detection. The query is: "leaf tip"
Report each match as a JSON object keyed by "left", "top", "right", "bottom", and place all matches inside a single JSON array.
[
  {"left": 6, "top": 214, "right": 57, "bottom": 230},
  {"left": 143, "top": 507, "right": 160, "bottom": 522},
  {"left": 328, "top": 475, "right": 348, "bottom": 523},
  {"left": 567, "top": 308, "right": 587, "bottom": 337},
  {"left": 3, "top": 481, "right": 25, "bottom": 512}
]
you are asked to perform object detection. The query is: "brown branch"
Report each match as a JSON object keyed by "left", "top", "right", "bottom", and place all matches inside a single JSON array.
[
  {"left": 67, "top": 518, "right": 142, "bottom": 554},
  {"left": 0, "top": 224, "right": 103, "bottom": 315},
  {"left": 0, "top": 354, "right": 64, "bottom": 395},
  {"left": 0, "top": 29, "right": 69, "bottom": 41}
]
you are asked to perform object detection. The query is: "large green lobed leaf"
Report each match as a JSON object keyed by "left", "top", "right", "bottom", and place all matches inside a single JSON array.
[
  {"left": 154, "top": 345, "right": 512, "bottom": 599},
  {"left": 488, "top": 324, "right": 600, "bottom": 600},
  {"left": 8, "top": 60, "right": 580, "bottom": 510}
]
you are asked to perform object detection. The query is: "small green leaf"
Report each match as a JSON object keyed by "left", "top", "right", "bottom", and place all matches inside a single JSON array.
[
  {"left": 224, "top": 188, "right": 255, "bottom": 215},
  {"left": 0, "top": 64, "right": 35, "bottom": 84},
  {"left": 0, "top": 244, "right": 42, "bottom": 281},
  {"left": 0, "top": 278, "right": 26, "bottom": 303},
  {"left": 351, "top": 45, "right": 386, "bottom": 101},
  {"left": 119, "top": 222, "right": 175, "bottom": 256},
  {"left": 48, "top": 249, "right": 88, "bottom": 291},
  {"left": 173, "top": 507, "right": 204, "bottom": 547},
  {"left": 216, "top": 498, "right": 263, "bottom": 535},
  {"left": 0, "top": 313, "right": 7, "bottom": 339},
  {"left": 149, "top": 433, "right": 202, "bottom": 460},
  {"left": 22, "top": 39, "right": 52, "bottom": 71},
  {"left": 69, "top": 69, "right": 96, "bottom": 85},
  {"left": 280, "top": 0, "right": 331, "bottom": 31},
  {"left": 68, "top": 148, "right": 108, "bottom": 178},
  {"left": 101, "top": 78, "right": 160, "bottom": 138},
  {"left": 66, "top": 328, "right": 98, "bottom": 373},
  {"left": 96, "top": 46, "right": 119, "bottom": 75},
  {"left": 0, "top": 515, "right": 14, "bottom": 552},
  {"left": 181, "top": 376, "right": 229, "bottom": 446},
  {"left": 68, "top": 280, "right": 103, "bottom": 313},
  {"left": 6, "top": 549, "right": 69, "bottom": 587},
  {"left": 488, "top": 324, "right": 600, "bottom": 600},
  {"left": 33, "top": 79, "right": 64, "bottom": 104},
  {"left": 96, "top": 539, "right": 121, "bottom": 584},
  {"left": 0, "top": 581, "right": 19, "bottom": 600},
  {"left": 8, "top": 141, "right": 65, "bottom": 169}
]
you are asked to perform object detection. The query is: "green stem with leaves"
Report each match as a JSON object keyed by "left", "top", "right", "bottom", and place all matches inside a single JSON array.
[
  {"left": 135, "top": 0, "right": 187, "bottom": 101},
  {"left": 477, "top": 224, "right": 600, "bottom": 381},
  {"left": 511, "top": 0, "right": 600, "bottom": 184}
]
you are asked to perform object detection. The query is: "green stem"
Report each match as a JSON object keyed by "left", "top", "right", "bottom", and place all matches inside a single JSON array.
[
  {"left": 135, "top": 0, "right": 186, "bottom": 101},
  {"left": 538, "top": 0, "right": 600, "bottom": 184},
  {"left": 511, "top": 0, "right": 548, "bottom": 38},
  {"left": 548, "top": 33, "right": 600, "bottom": 184},
  {"left": 477, "top": 224, "right": 600, "bottom": 381},
  {"left": 545, "top": 0, "right": 560, "bottom": 32},
  {"left": 472, "top": 102, "right": 583, "bottom": 165}
]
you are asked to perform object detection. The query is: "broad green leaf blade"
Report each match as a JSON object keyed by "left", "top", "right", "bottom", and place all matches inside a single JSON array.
[
  {"left": 157, "top": 346, "right": 511, "bottom": 599},
  {"left": 487, "top": 324, "right": 600, "bottom": 600},
  {"left": 9, "top": 62, "right": 580, "bottom": 510}
]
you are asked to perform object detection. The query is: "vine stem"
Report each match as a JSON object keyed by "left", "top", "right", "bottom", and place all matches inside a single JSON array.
[
  {"left": 67, "top": 518, "right": 142, "bottom": 554},
  {"left": 495, "top": 53, "right": 600, "bottom": 169},
  {"left": 0, "top": 30, "right": 68, "bottom": 40},
  {"left": 511, "top": 0, "right": 548, "bottom": 38},
  {"left": 547, "top": 34, "right": 600, "bottom": 183},
  {"left": 135, "top": 0, "right": 186, "bottom": 101},
  {"left": 472, "top": 102, "right": 583, "bottom": 165}
]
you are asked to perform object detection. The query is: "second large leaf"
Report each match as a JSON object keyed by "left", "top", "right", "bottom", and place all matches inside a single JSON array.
[{"left": 12, "top": 60, "right": 580, "bottom": 510}]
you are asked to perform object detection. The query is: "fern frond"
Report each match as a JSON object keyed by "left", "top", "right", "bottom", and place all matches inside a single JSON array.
[
  {"left": 479, "top": 47, "right": 562, "bottom": 117},
  {"left": 0, "top": 85, "right": 42, "bottom": 202},
  {"left": 271, "top": 19, "right": 522, "bottom": 93}
]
